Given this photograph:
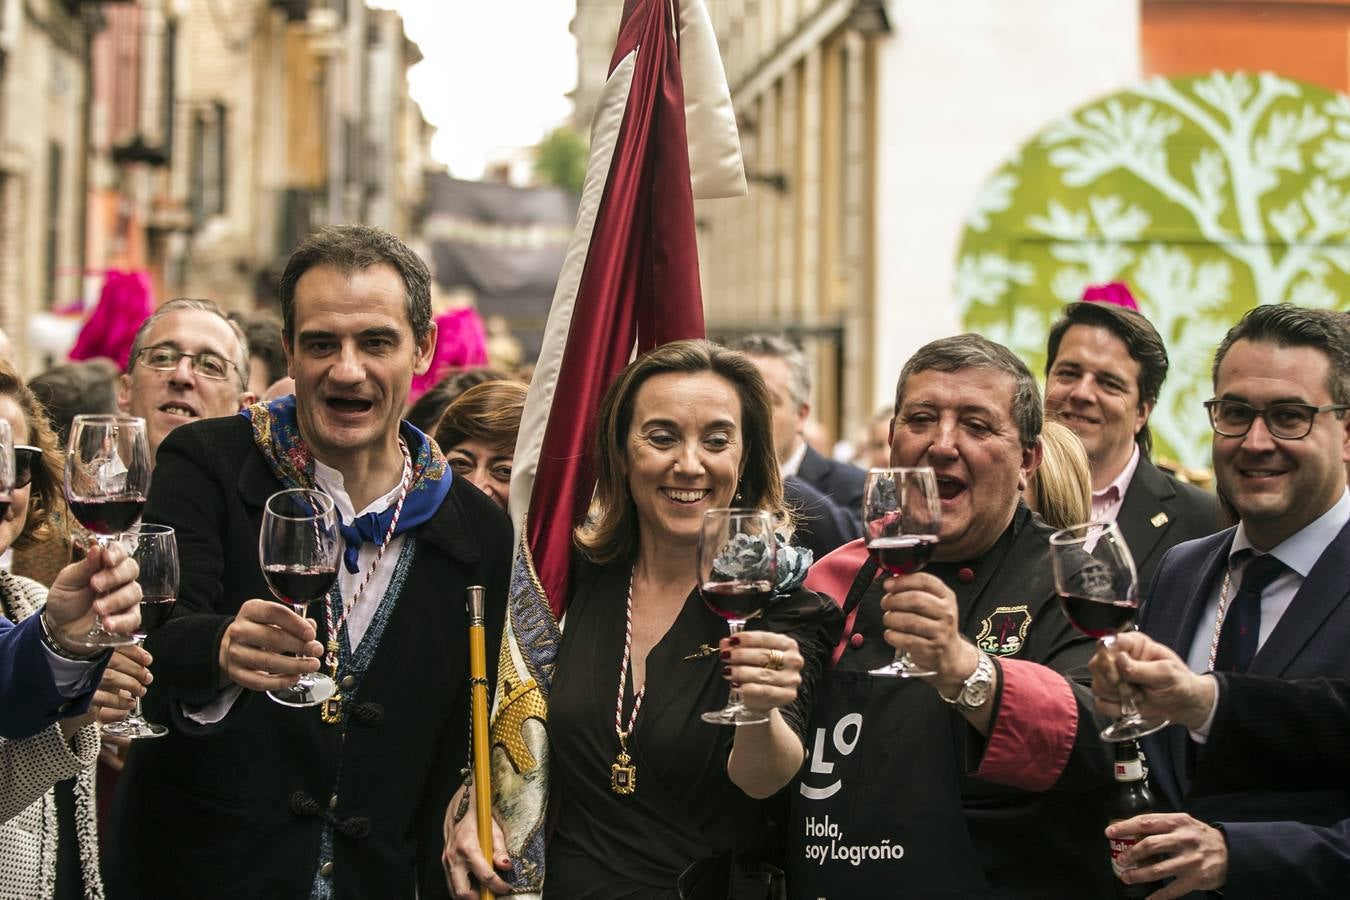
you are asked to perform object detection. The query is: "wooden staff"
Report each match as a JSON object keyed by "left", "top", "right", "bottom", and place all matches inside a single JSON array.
[{"left": 467, "top": 585, "right": 495, "bottom": 900}]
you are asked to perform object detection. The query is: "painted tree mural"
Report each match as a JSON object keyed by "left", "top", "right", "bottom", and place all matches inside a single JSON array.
[{"left": 957, "top": 72, "right": 1350, "bottom": 467}]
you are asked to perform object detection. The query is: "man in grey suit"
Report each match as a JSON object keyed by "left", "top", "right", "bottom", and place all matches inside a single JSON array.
[{"left": 1044, "top": 297, "right": 1217, "bottom": 596}]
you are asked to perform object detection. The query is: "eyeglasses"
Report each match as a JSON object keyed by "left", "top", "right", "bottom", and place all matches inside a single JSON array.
[
  {"left": 1203, "top": 399, "right": 1350, "bottom": 440},
  {"left": 14, "top": 445, "right": 39, "bottom": 490},
  {"left": 137, "top": 345, "right": 237, "bottom": 381}
]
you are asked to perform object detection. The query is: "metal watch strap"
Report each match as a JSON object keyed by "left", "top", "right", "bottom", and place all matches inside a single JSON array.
[
  {"left": 39, "top": 609, "right": 102, "bottom": 661},
  {"left": 940, "top": 651, "right": 994, "bottom": 711}
]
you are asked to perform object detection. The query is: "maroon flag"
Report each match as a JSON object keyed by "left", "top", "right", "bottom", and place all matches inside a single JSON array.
[{"left": 487, "top": 0, "right": 744, "bottom": 894}]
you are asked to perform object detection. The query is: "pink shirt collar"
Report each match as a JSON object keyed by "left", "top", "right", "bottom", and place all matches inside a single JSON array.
[{"left": 1090, "top": 443, "right": 1140, "bottom": 523}]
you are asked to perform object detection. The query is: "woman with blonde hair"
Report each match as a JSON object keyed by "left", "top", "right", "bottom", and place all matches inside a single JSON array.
[{"left": 1024, "top": 419, "right": 1092, "bottom": 529}]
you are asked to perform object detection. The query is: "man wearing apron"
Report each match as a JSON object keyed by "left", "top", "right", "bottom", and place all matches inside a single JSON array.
[{"left": 789, "top": 335, "right": 1116, "bottom": 898}]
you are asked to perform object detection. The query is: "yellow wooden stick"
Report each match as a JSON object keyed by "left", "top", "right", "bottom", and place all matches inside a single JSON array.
[{"left": 467, "top": 585, "right": 495, "bottom": 900}]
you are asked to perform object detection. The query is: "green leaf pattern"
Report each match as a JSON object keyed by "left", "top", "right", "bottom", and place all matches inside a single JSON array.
[{"left": 956, "top": 72, "right": 1350, "bottom": 467}]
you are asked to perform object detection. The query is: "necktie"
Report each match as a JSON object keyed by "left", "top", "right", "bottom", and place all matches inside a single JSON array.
[{"left": 1213, "top": 552, "right": 1287, "bottom": 673}]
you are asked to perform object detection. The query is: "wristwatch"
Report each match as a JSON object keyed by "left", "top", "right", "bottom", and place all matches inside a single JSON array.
[{"left": 939, "top": 651, "right": 995, "bottom": 712}]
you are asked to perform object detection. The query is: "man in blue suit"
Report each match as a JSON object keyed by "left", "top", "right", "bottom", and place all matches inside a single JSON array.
[
  {"left": 1125, "top": 304, "right": 1350, "bottom": 898},
  {"left": 0, "top": 541, "right": 143, "bottom": 739}
]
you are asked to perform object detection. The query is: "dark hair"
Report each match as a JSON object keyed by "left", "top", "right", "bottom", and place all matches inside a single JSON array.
[
  {"left": 234, "top": 312, "right": 288, "bottom": 387},
  {"left": 0, "top": 359, "right": 63, "bottom": 548},
  {"left": 28, "top": 359, "right": 120, "bottom": 447},
  {"left": 1045, "top": 300, "right": 1168, "bottom": 457},
  {"left": 896, "top": 333, "right": 1043, "bottom": 448},
  {"left": 127, "top": 298, "right": 251, "bottom": 390},
  {"left": 576, "top": 339, "right": 787, "bottom": 565},
  {"left": 1212, "top": 304, "right": 1350, "bottom": 406},
  {"left": 405, "top": 367, "right": 508, "bottom": 434},
  {"left": 724, "top": 334, "right": 811, "bottom": 406},
  {"left": 277, "top": 225, "right": 432, "bottom": 344},
  {"left": 433, "top": 380, "right": 528, "bottom": 453}
]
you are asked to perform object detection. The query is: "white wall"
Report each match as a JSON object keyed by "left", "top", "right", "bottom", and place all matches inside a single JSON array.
[{"left": 871, "top": 0, "right": 1139, "bottom": 399}]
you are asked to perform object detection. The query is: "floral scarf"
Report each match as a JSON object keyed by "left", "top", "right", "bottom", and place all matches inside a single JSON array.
[{"left": 242, "top": 395, "right": 451, "bottom": 572}]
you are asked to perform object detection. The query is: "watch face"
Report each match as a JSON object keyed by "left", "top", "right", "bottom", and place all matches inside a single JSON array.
[{"left": 962, "top": 683, "right": 991, "bottom": 708}]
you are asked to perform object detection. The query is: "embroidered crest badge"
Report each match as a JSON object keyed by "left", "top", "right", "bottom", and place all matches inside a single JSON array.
[{"left": 976, "top": 605, "right": 1032, "bottom": 656}]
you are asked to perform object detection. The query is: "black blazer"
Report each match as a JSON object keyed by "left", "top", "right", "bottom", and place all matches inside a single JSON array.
[
  {"left": 1116, "top": 457, "right": 1219, "bottom": 600},
  {"left": 1138, "top": 521, "right": 1350, "bottom": 899},
  {"left": 795, "top": 444, "right": 866, "bottom": 525},
  {"left": 1190, "top": 674, "right": 1350, "bottom": 796},
  {"left": 106, "top": 416, "right": 511, "bottom": 900},
  {"left": 785, "top": 475, "right": 860, "bottom": 562}
]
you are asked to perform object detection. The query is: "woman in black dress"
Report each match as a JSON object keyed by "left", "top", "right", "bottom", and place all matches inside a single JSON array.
[{"left": 449, "top": 340, "right": 840, "bottom": 899}]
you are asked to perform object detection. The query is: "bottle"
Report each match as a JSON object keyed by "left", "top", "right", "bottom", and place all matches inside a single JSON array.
[{"left": 1107, "top": 740, "right": 1163, "bottom": 898}]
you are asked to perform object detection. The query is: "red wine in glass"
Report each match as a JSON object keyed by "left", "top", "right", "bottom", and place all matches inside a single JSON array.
[
  {"left": 701, "top": 580, "right": 773, "bottom": 621},
  {"left": 65, "top": 415, "right": 151, "bottom": 647},
  {"left": 698, "top": 508, "right": 777, "bottom": 726},
  {"left": 1050, "top": 520, "right": 1165, "bottom": 742},
  {"left": 68, "top": 497, "right": 147, "bottom": 536},
  {"left": 1058, "top": 594, "right": 1137, "bottom": 639},
  {"left": 262, "top": 563, "right": 338, "bottom": 611},
  {"left": 104, "top": 523, "right": 178, "bottom": 740},
  {"left": 137, "top": 595, "right": 177, "bottom": 634},
  {"left": 260, "top": 488, "right": 341, "bottom": 708},
  {"left": 867, "top": 534, "right": 938, "bottom": 576}
]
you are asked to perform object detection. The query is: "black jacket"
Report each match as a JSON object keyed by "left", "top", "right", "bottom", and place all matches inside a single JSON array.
[
  {"left": 795, "top": 445, "right": 866, "bottom": 526},
  {"left": 1116, "top": 457, "right": 1218, "bottom": 600},
  {"left": 106, "top": 415, "right": 511, "bottom": 900}
]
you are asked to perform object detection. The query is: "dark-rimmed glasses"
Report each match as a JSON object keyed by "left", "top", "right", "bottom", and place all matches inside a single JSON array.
[
  {"left": 136, "top": 345, "right": 236, "bottom": 381},
  {"left": 14, "top": 445, "right": 39, "bottom": 489},
  {"left": 1203, "top": 399, "right": 1350, "bottom": 440}
]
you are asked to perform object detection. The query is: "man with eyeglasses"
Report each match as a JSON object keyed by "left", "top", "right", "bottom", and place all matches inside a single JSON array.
[
  {"left": 1043, "top": 293, "right": 1218, "bottom": 598},
  {"left": 1110, "top": 304, "right": 1350, "bottom": 898},
  {"left": 117, "top": 297, "right": 258, "bottom": 460}
]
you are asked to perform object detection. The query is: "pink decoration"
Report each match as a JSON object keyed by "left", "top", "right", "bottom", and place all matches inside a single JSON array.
[
  {"left": 68, "top": 270, "right": 155, "bottom": 370},
  {"left": 407, "top": 306, "right": 489, "bottom": 404},
  {"left": 1081, "top": 282, "right": 1139, "bottom": 312}
]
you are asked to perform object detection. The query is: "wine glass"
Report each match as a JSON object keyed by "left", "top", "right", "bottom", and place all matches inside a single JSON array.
[
  {"left": 1050, "top": 520, "right": 1166, "bottom": 741},
  {"left": 864, "top": 467, "right": 942, "bottom": 677},
  {"left": 103, "top": 524, "right": 178, "bottom": 740},
  {"left": 260, "top": 488, "right": 340, "bottom": 707},
  {"left": 65, "top": 414, "right": 151, "bottom": 647},
  {"left": 0, "top": 419, "right": 14, "bottom": 524},
  {"left": 699, "top": 508, "right": 777, "bottom": 726}
]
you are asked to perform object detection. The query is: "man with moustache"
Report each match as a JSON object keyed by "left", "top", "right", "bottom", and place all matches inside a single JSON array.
[
  {"left": 1043, "top": 295, "right": 1217, "bottom": 595},
  {"left": 106, "top": 226, "right": 511, "bottom": 899},
  {"left": 788, "top": 334, "right": 1114, "bottom": 898},
  {"left": 1107, "top": 305, "right": 1350, "bottom": 898}
]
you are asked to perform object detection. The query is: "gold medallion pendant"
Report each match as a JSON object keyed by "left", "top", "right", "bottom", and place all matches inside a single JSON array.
[
  {"left": 320, "top": 641, "right": 343, "bottom": 724},
  {"left": 610, "top": 732, "right": 637, "bottom": 795}
]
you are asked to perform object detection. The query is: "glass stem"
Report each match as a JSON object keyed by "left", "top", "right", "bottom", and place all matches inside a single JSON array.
[
  {"left": 726, "top": 619, "right": 747, "bottom": 710},
  {"left": 129, "top": 635, "right": 147, "bottom": 722}
]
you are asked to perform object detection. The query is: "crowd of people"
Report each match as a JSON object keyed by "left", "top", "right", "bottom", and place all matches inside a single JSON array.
[{"left": 3, "top": 223, "right": 1350, "bottom": 900}]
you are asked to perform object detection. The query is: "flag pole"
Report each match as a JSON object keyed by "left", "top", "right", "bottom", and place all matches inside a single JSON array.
[{"left": 467, "top": 585, "right": 495, "bottom": 900}]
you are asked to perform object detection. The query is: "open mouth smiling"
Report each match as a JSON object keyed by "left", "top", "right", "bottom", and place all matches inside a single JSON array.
[
  {"left": 159, "top": 402, "right": 199, "bottom": 418},
  {"left": 662, "top": 488, "right": 711, "bottom": 505}
]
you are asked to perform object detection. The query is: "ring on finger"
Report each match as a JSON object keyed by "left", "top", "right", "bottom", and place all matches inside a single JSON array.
[{"left": 766, "top": 648, "right": 785, "bottom": 671}]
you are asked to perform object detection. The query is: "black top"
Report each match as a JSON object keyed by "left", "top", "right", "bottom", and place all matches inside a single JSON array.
[
  {"left": 105, "top": 415, "right": 512, "bottom": 900},
  {"left": 544, "top": 559, "right": 842, "bottom": 899}
]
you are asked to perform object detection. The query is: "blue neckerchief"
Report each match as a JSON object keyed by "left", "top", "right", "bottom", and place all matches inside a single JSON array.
[{"left": 242, "top": 395, "right": 451, "bottom": 573}]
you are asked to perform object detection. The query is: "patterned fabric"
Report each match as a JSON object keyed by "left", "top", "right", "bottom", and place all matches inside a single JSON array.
[
  {"left": 310, "top": 537, "right": 419, "bottom": 900},
  {"left": 242, "top": 395, "right": 451, "bottom": 573},
  {"left": 0, "top": 570, "right": 105, "bottom": 900}
]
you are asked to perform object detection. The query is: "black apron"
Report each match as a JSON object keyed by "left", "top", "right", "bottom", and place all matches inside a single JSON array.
[{"left": 786, "top": 537, "right": 1021, "bottom": 900}]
